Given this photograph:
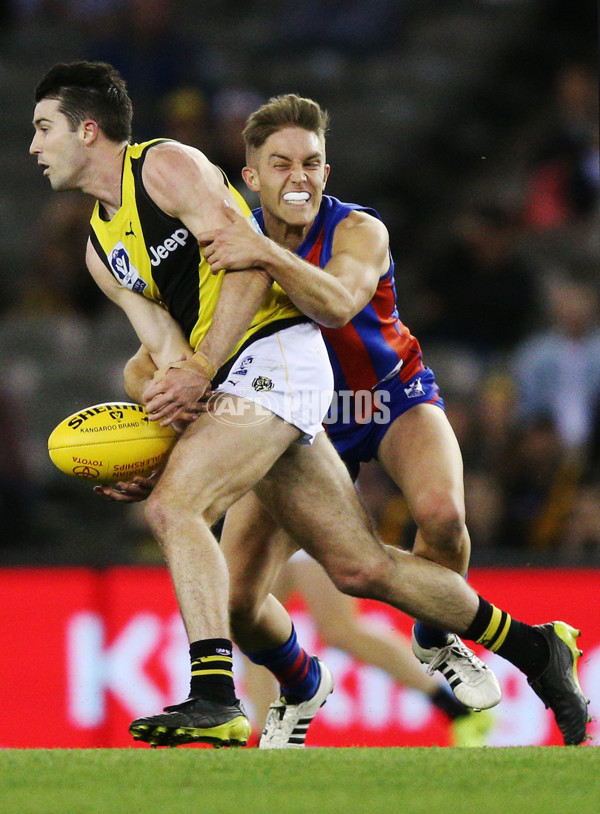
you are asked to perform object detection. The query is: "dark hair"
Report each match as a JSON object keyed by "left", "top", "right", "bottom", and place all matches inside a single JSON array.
[
  {"left": 35, "top": 61, "right": 133, "bottom": 143},
  {"left": 243, "top": 93, "right": 329, "bottom": 158}
]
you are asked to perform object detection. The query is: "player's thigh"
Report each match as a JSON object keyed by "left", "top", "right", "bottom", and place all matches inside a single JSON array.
[
  {"left": 221, "top": 491, "right": 298, "bottom": 605},
  {"left": 376, "top": 402, "right": 465, "bottom": 515},
  {"left": 254, "top": 432, "right": 383, "bottom": 568},
  {"left": 153, "top": 397, "right": 301, "bottom": 512}
]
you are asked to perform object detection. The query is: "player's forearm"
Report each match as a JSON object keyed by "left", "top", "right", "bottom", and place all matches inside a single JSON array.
[
  {"left": 259, "top": 243, "right": 355, "bottom": 328},
  {"left": 123, "top": 346, "right": 159, "bottom": 402},
  {"left": 195, "top": 269, "right": 273, "bottom": 371}
]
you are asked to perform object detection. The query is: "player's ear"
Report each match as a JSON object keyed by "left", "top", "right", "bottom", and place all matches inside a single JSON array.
[
  {"left": 81, "top": 119, "right": 100, "bottom": 145},
  {"left": 323, "top": 163, "right": 331, "bottom": 189},
  {"left": 242, "top": 166, "right": 259, "bottom": 193}
]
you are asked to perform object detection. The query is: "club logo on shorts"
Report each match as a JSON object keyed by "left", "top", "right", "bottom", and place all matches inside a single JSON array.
[
  {"left": 252, "top": 376, "right": 274, "bottom": 392},
  {"left": 404, "top": 378, "right": 425, "bottom": 399}
]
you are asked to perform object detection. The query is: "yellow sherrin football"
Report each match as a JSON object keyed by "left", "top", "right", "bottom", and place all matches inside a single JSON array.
[{"left": 48, "top": 402, "right": 176, "bottom": 483}]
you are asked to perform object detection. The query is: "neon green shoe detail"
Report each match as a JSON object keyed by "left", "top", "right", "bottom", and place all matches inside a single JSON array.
[
  {"left": 450, "top": 709, "right": 495, "bottom": 747},
  {"left": 130, "top": 698, "right": 251, "bottom": 748},
  {"left": 528, "top": 621, "right": 590, "bottom": 745}
]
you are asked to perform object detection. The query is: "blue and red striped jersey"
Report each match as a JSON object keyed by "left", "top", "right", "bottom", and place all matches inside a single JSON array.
[{"left": 254, "top": 195, "right": 424, "bottom": 394}]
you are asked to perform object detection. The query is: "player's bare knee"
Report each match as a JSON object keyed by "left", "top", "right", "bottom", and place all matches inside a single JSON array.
[
  {"left": 415, "top": 498, "right": 465, "bottom": 553},
  {"left": 144, "top": 487, "right": 200, "bottom": 539},
  {"left": 144, "top": 491, "right": 175, "bottom": 539},
  {"left": 326, "top": 552, "right": 390, "bottom": 599}
]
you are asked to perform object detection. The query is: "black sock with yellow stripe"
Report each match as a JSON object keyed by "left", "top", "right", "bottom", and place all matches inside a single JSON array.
[
  {"left": 189, "top": 639, "right": 237, "bottom": 705},
  {"left": 463, "top": 597, "right": 550, "bottom": 679}
]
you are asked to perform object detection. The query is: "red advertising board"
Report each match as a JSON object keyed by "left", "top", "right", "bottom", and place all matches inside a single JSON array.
[{"left": 0, "top": 567, "right": 598, "bottom": 748}]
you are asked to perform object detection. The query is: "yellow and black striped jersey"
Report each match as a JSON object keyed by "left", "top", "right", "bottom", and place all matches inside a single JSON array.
[{"left": 89, "top": 139, "right": 301, "bottom": 358}]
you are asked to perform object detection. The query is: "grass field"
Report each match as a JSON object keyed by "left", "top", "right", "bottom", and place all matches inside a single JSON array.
[{"left": 2, "top": 746, "right": 598, "bottom": 814}]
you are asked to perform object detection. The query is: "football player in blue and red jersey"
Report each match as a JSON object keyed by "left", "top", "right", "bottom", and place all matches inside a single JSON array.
[
  {"left": 199, "top": 94, "right": 588, "bottom": 749},
  {"left": 95, "top": 90, "right": 588, "bottom": 750}
]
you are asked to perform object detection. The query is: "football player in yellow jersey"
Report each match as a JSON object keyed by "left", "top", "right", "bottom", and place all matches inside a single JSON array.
[
  {"left": 31, "top": 61, "right": 330, "bottom": 748},
  {"left": 31, "top": 63, "right": 589, "bottom": 750}
]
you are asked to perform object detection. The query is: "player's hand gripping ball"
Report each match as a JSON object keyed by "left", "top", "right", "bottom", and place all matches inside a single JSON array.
[{"left": 48, "top": 402, "right": 176, "bottom": 483}]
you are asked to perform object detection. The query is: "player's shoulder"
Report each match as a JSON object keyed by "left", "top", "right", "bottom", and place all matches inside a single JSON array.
[
  {"left": 325, "top": 196, "right": 385, "bottom": 229},
  {"left": 333, "top": 205, "right": 389, "bottom": 244},
  {"left": 142, "top": 139, "right": 217, "bottom": 181},
  {"left": 140, "top": 139, "right": 223, "bottom": 210}
]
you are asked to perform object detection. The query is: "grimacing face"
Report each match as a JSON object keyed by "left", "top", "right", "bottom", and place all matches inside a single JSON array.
[
  {"left": 243, "top": 127, "right": 330, "bottom": 230},
  {"left": 30, "top": 98, "right": 89, "bottom": 192}
]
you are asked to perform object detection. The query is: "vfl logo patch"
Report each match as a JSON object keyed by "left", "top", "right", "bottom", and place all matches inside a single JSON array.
[
  {"left": 232, "top": 355, "right": 254, "bottom": 376},
  {"left": 109, "top": 242, "right": 147, "bottom": 294},
  {"left": 252, "top": 376, "right": 274, "bottom": 392},
  {"left": 404, "top": 378, "right": 425, "bottom": 399}
]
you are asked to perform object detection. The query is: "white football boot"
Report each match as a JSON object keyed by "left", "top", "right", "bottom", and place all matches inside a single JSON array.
[
  {"left": 412, "top": 630, "right": 502, "bottom": 710},
  {"left": 259, "top": 658, "right": 334, "bottom": 749}
]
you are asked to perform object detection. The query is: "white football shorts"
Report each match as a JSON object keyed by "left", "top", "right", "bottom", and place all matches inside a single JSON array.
[{"left": 213, "top": 321, "right": 334, "bottom": 444}]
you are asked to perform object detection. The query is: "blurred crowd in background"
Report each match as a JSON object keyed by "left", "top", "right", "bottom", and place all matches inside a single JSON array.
[{"left": 0, "top": 0, "right": 598, "bottom": 566}]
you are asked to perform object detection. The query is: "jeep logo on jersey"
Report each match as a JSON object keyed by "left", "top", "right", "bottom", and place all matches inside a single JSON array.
[
  {"left": 109, "top": 243, "right": 148, "bottom": 294},
  {"left": 149, "top": 229, "right": 189, "bottom": 266}
]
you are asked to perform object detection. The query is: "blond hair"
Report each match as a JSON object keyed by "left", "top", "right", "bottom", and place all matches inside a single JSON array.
[{"left": 243, "top": 94, "right": 329, "bottom": 161}]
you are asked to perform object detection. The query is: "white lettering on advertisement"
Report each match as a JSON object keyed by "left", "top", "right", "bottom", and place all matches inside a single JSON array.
[{"left": 65, "top": 608, "right": 599, "bottom": 745}]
